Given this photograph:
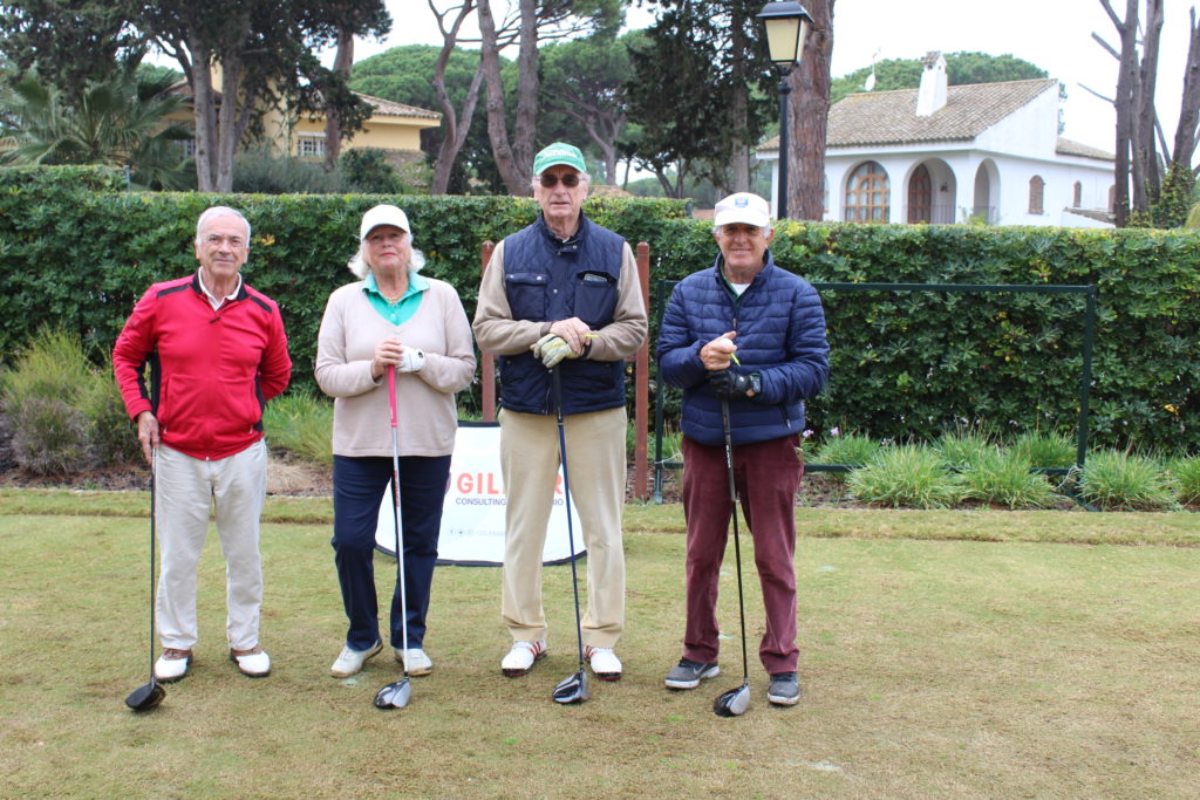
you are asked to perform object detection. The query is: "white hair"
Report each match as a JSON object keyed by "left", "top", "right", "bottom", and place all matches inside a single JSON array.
[
  {"left": 195, "top": 206, "right": 251, "bottom": 244},
  {"left": 347, "top": 244, "right": 426, "bottom": 279}
]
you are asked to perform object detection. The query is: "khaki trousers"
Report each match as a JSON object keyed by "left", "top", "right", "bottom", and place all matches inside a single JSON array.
[
  {"left": 155, "top": 440, "right": 267, "bottom": 652},
  {"left": 499, "top": 406, "right": 626, "bottom": 649}
]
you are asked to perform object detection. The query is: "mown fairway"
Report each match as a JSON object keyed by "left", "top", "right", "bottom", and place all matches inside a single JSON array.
[{"left": 1, "top": 493, "right": 1198, "bottom": 799}]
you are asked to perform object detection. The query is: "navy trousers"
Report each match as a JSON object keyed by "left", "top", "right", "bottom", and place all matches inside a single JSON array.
[{"left": 332, "top": 454, "right": 451, "bottom": 651}]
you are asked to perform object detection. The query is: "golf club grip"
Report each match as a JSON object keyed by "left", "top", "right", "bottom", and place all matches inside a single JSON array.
[{"left": 387, "top": 365, "right": 398, "bottom": 428}]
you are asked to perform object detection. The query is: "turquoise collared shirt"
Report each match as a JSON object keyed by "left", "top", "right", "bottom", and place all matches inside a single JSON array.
[{"left": 364, "top": 271, "right": 428, "bottom": 325}]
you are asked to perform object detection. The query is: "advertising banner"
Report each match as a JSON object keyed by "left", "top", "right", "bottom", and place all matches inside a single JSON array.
[{"left": 375, "top": 422, "right": 583, "bottom": 566}]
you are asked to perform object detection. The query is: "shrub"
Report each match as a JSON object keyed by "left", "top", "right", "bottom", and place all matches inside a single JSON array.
[
  {"left": 262, "top": 391, "right": 334, "bottom": 467},
  {"left": 813, "top": 431, "right": 879, "bottom": 483},
  {"left": 10, "top": 395, "right": 90, "bottom": 474},
  {"left": 232, "top": 147, "right": 342, "bottom": 194},
  {"left": 848, "top": 445, "right": 967, "bottom": 509},
  {"left": 2, "top": 327, "right": 92, "bottom": 474},
  {"left": 80, "top": 361, "right": 142, "bottom": 467},
  {"left": 960, "top": 448, "right": 1059, "bottom": 509},
  {"left": 1010, "top": 430, "right": 1077, "bottom": 469},
  {"left": 1168, "top": 457, "right": 1200, "bottom": 506},
  {"left": 934, "top": 427, "right": 995, "bottom": 469},
  {"left": 1078, "top": 451, "right": 1176, "bottom": 511}
]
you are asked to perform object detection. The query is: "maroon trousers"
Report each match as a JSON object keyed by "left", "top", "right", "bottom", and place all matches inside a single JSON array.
[{"left": 680, "top": 434, "right": 803, "bottom": 674}]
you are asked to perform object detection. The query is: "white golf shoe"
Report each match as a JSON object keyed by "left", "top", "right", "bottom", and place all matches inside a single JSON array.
[
  {"left": 501, "top": 640, "right": 547, "bottom": 677},
  {"left": 394, "top": 647, "right": 433, "bottom": 676},
  {"left": 230, "top": 646, "right": 271, "bottom": 678},
  {"left": 330, "top": 640, "right": 383, "bottom": 678},
  {"left": 154, "top": 648, "right": 192, "bottom": 683},
  {"left": 585, "top": 646, "right": 622, "bottom": 681}
]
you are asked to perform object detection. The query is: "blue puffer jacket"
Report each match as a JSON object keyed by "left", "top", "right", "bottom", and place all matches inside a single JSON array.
[{"left": 657, "top": 251, "right": 829, "bottom": 447}]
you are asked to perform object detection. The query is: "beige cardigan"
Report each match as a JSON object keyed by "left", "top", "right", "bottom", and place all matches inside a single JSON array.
[{"left": 315, "top": 277, "right": 476, "bottom": 458}]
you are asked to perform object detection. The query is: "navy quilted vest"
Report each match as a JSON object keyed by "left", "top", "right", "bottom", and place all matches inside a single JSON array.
[{"left": 499, "top": 213, "right": 626, "bottom": 415}]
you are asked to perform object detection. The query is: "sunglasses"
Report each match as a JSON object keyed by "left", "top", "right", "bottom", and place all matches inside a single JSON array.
[{"left": 539, "top": 172, "right": 581, "bottom": 188}]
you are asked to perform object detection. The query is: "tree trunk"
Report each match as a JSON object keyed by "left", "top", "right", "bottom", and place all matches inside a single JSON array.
[
  {"left": 1134, "top": 0, "right": 1163, "bottom": 205},
  {"left": 1172, "top": 8, "right": 1200, "bottom": 170},
  {"left": 429, "top": 0, "right": 483, "bottom": 195},
  {"left": 323, "top": 26, "right": 354, "bottom": 172},
  {"left": 477, "top": 0, "right": 526, "bottom": 194},
  {"left": 1102, "top": 0, "right": 1138, "bottom": 226},
  {"left": 788, "top": 0, "right": 834, "bottom": 221},
  {"left": 508, "top": 0, "right": 538, "bottom": 192},
  {"left": 187, "top": 35, "right": 218, "bottom": 192},
  {"left": 727, "top": 3, "right": 751, "bottom": 193},
  {"left": 432, "top": 63, "right": 484, "bottom": 195},
  {"left": 215, "top": 54, "right": 244, "bottom": 194}
]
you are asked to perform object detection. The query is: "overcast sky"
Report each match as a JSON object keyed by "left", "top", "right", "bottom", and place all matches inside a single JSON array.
[{"left": 357, "top": 0, "right": 1195, "bottom": 154}]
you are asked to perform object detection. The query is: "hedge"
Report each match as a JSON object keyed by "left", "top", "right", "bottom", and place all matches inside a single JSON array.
[{"left": 1, "top": 166, "right": 1197, "bottom": 453}]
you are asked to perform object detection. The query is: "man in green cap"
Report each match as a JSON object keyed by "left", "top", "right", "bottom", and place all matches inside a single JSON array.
[{"left": 473, "top": 142, "right": 647, "bottom": 685}]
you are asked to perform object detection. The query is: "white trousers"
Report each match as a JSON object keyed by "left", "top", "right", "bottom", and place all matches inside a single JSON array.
[{"left": 155, "top": 440, "right": 267, "bottom": 652}]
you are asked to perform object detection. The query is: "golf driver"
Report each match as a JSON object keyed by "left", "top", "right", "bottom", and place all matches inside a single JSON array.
[
  {"left": 126, "top": 447, "right": 165, "bottom": 712},
  {"left": 550, "top": 365, "right": 590, "bottom": 705},
  {"left": 713, "top": 398, "right": 751, "bottom": 718},
  {"left": 374, "top": 365, "right": 412, "bottom": 710}
]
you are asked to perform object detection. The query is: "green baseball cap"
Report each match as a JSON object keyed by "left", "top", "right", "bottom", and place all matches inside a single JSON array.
[{"left": 533, "top": 142, "right": 587, "bottom": 176}]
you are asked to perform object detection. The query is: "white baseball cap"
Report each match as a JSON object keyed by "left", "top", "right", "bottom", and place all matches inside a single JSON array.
[
  {"left": 360, "top": 204, "right": 411, "bottom": 239},
  {"left": 713, "top": 192, "right": 771, "bottom": 228}
]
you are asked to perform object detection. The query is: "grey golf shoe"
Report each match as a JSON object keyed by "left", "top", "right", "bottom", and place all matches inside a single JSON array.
[
  {"left": 664, "top": 657, "right": 720, "bottom": 690},
  {"left": 767, "top": 671, "right": 801, "bottom": 706}
]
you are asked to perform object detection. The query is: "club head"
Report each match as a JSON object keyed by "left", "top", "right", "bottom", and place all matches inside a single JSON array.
[
  {"left": 125, "top": 680, "right": 165, "bottom": 713},
  {"left": 552, "top": 669, "right": 590, "bottom": 705},
  {"left": 373, "top": 678, "right": 411, "bottom": 710},
  {"left": 712, "top": 683, "right": 751, "bottom": 718}
]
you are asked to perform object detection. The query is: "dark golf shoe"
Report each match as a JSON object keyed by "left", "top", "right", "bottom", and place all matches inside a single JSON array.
[
  {"left": 767, "top": 671, "right": 801, "bottom": 706},
  {"left": 664, "top": 657, "right": 720, "bottom": 690}
]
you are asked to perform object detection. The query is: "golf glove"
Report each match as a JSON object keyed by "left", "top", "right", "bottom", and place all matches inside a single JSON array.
[
  {"left": 397, "top": 348, "right": 425, "bottom": 373},
  {"left": 532, "top": 333, "right": 577, "bottom": 369},
  {"left": 708, "top": 369, "right": 761, "bottom": 399}
]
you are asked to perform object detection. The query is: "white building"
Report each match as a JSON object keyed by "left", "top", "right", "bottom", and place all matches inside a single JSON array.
[{"left": 757, "top": 53, "right": 1116, "bottom": 228}]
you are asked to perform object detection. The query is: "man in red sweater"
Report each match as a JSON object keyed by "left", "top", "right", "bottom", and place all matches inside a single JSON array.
[{"left": 114, "top": 206, "right": 292, "bottom": 683}]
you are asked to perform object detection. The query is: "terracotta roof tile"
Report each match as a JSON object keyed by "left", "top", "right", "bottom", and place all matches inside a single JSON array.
[{"left": 759, "top": 78, "right": 1060, "bottom": 151}]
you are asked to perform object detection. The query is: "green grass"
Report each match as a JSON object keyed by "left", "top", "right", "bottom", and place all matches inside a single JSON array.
[
  {"left": 2, "top": 492, "right": 1198, "bottom": 798},
  {"left": 1170, "top": 456, "right": 1200, "bottom": 506},
  {"left": 261, "top": 391, "right": 334, "bottom": 466},
  {"left": 848, "top": 445, "right": 967, "bottom": 509},
  {"left": 959, "top": 448, "right": 1060, "bottom": 509},
  {"left": 1079, "top": 450, "right": 1177, "bottom": 511}
]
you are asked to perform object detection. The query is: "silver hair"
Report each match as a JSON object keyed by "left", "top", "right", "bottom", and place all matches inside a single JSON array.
[
  {"left": 195, "top": 206, "right": 251, "bottom": 244},
  {"left": 347, "top": 244, "right": 426, "bottom": 279}
]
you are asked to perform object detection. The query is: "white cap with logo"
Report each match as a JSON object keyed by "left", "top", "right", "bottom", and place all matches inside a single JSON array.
[
  {"left": 713, "top": 192, "right": 772, "bottom": 229},
  {"left": 360, "top": 204, "right": 411, "bottom": 240}
]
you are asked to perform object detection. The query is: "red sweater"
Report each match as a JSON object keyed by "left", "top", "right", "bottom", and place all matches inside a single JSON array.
[{"left": 113, "top": 273, "right": 292, "bottom": 461}]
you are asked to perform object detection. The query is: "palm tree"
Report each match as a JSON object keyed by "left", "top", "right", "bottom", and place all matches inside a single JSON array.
[{"left": 0, "top": 67, "right": 192, "bottom": 189}]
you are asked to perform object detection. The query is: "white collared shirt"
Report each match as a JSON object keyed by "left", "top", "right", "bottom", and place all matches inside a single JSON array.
[{"left": 197, "top": 269, "right": 243, "bottom": 311}]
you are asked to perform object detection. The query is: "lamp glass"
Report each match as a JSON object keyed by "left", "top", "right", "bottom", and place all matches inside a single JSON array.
[{"left": 763, "top": 16, "right": 802, "bottom": 65}]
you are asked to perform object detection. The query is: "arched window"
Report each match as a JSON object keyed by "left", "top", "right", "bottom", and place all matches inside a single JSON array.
[
  {"left": 1028, "top": 175, "right": 1045, "bottom": 215},
  {"left": 845, "top": 162, "right": 890, "bottom": 222},
  {"left": 908, "top": 164, "right": 932, "bottom": 223},
  {"left": 1073, "top": 181, "right": 1082, "bottom": 207}
]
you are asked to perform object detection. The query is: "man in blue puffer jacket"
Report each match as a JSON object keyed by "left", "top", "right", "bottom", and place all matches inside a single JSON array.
[{"left": 657, "top": 192, "right": 829, "bottom": 708}]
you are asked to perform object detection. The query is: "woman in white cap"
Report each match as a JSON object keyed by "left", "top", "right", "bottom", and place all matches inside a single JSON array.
[{"left": 315, "top": 204, "right": 476, "bottom": 681}]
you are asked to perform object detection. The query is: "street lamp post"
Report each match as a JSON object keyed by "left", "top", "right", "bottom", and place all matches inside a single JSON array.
[{"left": 757, "top": 1, "right": 813, "bottom": 220}]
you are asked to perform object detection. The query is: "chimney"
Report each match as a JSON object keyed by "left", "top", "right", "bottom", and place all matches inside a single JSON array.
[{"left": 916, "top": 51, "right": 947, "bottom": 116}]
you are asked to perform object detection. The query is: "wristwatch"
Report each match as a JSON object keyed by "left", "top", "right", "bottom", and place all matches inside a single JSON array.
[{"left": 748, "top": 372, "right": 762, "bottom": 395}]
